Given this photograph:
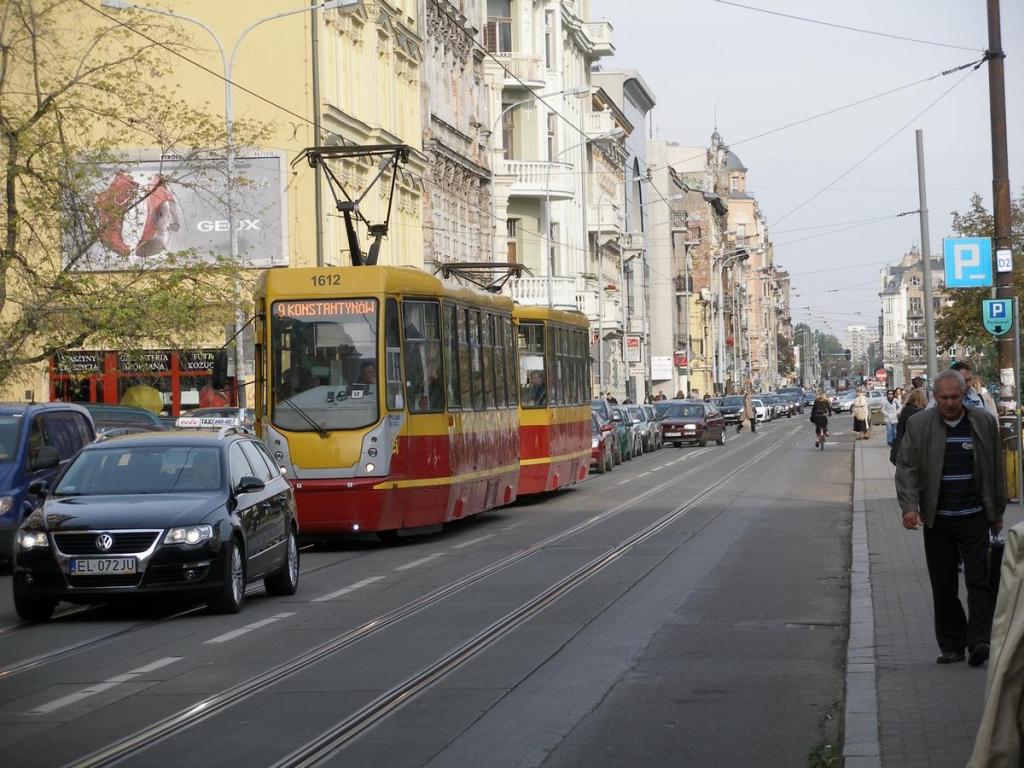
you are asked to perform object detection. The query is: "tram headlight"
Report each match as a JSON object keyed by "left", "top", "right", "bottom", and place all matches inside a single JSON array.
[
  {"left": 365, "top": 463, "right": 376, "bottom": 473},
  {"left": 274, "top": 450, "right": 284, "bottom": 461},
  {"left": 367, "top": 447, "right": 378, "bottom": 457}
]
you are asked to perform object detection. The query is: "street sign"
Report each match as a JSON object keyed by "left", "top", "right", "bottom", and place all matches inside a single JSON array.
[
  {"left": 944, "top": 237, "right": 993, "bottom": 288},
  {"left": 875, "top": 369, "right": 888, "bottom": 382},
  {"left": 982, "top": 298, "right": 1013, "bottom": 336},
  {"left": 997, "top": 248, "right": 1013, "bottom": 273}
]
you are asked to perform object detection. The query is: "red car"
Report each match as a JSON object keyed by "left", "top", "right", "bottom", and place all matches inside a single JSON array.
[
  {"left": 659, "top": 400, "right": 726, "bottom": 447},
  {"left": 590, "top": 413, "right": 614, "bottom": 474}
]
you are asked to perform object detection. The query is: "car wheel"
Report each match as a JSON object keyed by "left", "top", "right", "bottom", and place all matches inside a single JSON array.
[
  {"left": 674, "top": 441, "right": 682, "bottom": 448},
  {"left": 14, "top": 591, "right": 56, "bottom": 622},
  {"left": 606, "top": 448, "right": 614, "bottom": 472},
  {"left": 595, "top": 451, "right": 607, "bottom": 474},
  {"left": 716, "top": 428, "right": 726, "bottom": 446},
  {"left": 265, "top": 526, "right": 300, "bottom": 597},
  {"left": 209, "top": 536, "right": 246, "bottom": 614}
]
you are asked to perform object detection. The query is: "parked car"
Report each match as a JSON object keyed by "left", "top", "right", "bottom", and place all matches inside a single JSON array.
[
  {"left": 0, "top": 403, "right": 96, "bottom": 569},
  {"left": 12, "top": 429, "right": 298, "bottom": 621},
  {"left": 761, "top": 394, "right": 784, "bottom": 419},
  {"left": 835, "top": 390, "right": 858, "bottom": 413},
  {"left": 866, "top": 389, "right": 885, "bottom": 413},
  {"left": 82, "top": 404, "right": 165, "bottom": 435},
  {"left": 780, "top": 392, "right": 804, "bottom": 414},
  {"left": 641, "top": 404, "right": 663, "bottom": 449},
  {"left": 717, "top": 395, "right": 745, "bottom": 424},
  {"left": 659, "top": 400, "right": 726, "bottom": 448},
  {"left": 593, "top": 400, "right": 622, "bottom": 464},
  {"left": 591, "top": 398, "right": 612, "bottom": 425},
  {"left": 617, "top": 405, "right": 644, "bottom": 458},
  {"left": 590, "top": 414, "right": 614, "bottom": 474},
  {"left": 627, "top": 405, "right": 657, "bottom": 453},
  {"left": 608, "top": 405, "right": 633, "bottom": 461}
]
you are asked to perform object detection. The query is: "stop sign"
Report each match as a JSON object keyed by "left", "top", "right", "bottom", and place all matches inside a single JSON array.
[{"left": 876, "top": 369, "right": 888, "bottom": 382}]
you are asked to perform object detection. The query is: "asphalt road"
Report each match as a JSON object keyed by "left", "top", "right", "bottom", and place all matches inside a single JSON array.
[{"left": 0, "top": 414, "right": 854, "bottom": 768}]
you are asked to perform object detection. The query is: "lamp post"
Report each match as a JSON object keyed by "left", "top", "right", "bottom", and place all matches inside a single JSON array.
[{"left": 101, "top": 0, "right": 355, "bottom": 406}]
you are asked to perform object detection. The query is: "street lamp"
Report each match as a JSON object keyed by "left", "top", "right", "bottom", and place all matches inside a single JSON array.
[{"left": 101, "top": 0, "right": 358, "bottom": 406}]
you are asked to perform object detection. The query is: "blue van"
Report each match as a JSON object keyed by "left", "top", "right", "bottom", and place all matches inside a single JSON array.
[{"left": 0, "top": 403, "right": 95, "bottom": 563}]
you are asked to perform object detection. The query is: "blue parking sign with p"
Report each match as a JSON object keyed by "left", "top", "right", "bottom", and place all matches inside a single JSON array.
[
  {"left": 982, "top": 298, "right": 1013, "bottom": 336},
  {"left": 944, "top": 237, "right": 993, "bottom": 288}
]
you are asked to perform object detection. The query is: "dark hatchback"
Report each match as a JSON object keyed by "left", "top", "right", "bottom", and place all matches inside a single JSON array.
[
  {"left": 716, "top": 395, "right": 745, "bottom": 424},
  {"left": 659, "top": 400, "right": 726, "bottom": 447},
  {"left": 12, "top": 430, "right": 299, "bottom": 621}
]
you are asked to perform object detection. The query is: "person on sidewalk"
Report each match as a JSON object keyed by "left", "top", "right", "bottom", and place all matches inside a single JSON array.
[
  {"left": 882, "top": 388, "right": 901, "bottom": 446},
  {"left": 895, "top": 369, "right": 1006, "bottom": 667},
  {"left": 736, "top": 389, "right": 756, "bottom": 434},
  {"left": 852, "top": 388, "right": 870, "bottom": 440},
  {"left": 889, "top": 387, "right": 927, "bottom": 466}
]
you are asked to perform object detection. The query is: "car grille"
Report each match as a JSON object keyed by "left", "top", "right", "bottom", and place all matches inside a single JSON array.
[
  {"left": 54, "top": 531, "right": 160, "bottom": 555},
  {"left": 66, "top": 574, "right": 143, "bottom": 588}
]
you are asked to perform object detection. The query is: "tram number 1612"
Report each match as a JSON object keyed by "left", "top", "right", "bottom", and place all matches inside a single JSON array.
[{"left": 310, "top": 274, "right": 342, "bottom": 287}]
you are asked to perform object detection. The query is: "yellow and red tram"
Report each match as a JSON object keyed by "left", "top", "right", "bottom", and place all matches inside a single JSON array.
[
  {"left": 513, "top": 306, "right": 592, "bottom": 495},
  {"left": 254, "top": 266, "right": 589, "bottom": 536}
]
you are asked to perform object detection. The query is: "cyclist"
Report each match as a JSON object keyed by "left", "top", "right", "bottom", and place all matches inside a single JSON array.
[{"left": 810, "top": 391, "right": 832, "bottom": 448}]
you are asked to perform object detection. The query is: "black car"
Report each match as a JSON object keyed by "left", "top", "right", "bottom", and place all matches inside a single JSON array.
[
  {"left": 717, "top": 395, "right": 745, "bottom": 424},
  {"left": 82, "top": 404, "right": 165, "bottom": 435},
  {"left": 12, "top": 429, "right": 298, "bottom": 621}
]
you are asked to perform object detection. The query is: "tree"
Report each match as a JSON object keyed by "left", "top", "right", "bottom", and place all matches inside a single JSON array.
[
  {"left": 776, "top": 331, "right": 795, "bottom": 375},
  {"left": 935, "top": 191, "right": 1024, "bottom": 381},
  {"left": 0, "top": 1, "right": 270, "bottom": 389}
]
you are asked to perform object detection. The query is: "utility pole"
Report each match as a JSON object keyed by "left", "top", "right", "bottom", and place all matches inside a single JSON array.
[
  {"left": 915, "top": 129, "right": 939, "bottom": 381},
  {"left": 986, "top": 0, "right": 1018, "bottom": 467},
  {"left": 311, "top": 0, "right": 324, "bottom": 267}
]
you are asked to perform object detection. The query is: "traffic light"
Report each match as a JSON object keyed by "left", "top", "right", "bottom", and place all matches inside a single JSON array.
[{"left": 844, "top": 349, "right": 851, "bottom": 361}]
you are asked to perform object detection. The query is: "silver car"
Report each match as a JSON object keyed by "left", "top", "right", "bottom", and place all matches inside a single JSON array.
[{"left": 627, "top": 405, "right": 657, "bottom": 452}]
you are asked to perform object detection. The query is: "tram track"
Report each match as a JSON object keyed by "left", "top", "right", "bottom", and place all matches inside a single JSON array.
[{"left": 64, "top": 423, "right": 800, "bottom": 768}]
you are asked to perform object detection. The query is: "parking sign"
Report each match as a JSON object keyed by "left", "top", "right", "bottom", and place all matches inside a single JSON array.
[
  {"left": 944, "top": 237, "right": 993, "bottom": 288},
  {"left": 981, "top": 298, "right": 1013, "bottom": 336}
]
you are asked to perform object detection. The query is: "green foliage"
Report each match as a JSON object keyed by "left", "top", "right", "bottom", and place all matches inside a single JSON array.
[
  {"left": 934, "top": 191, "right": 1024, "bottom": 376},
  {"left": 776, "top": 331, "right": 795, "bottom": 375},
  {"left": 0, "top": 0, "right": 271, "bottom": 388}
]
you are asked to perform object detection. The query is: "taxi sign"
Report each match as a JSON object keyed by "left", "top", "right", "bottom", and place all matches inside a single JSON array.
[
  {"left": 981, "top": 298, "right": 1014, "bottom": 336},
  {"left": 175, "top": 416, "right": 242, "bottom": 430}
]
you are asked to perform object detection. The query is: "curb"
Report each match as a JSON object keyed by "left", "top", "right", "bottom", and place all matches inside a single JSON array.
[{"left": 843, "top": 440, "right": 882, "bottom": 767}]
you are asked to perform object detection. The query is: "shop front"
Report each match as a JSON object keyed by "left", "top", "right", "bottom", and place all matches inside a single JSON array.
[{"left": 50, "top": 349, "right": 235, "bottom": 416}]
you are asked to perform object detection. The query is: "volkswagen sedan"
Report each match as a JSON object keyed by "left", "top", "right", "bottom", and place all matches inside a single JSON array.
[
  {"left": 11, "top": 430, "right": 299, "bottom": 621},
  {"left": 659, "top": 401, "right": 726, "bottom": 448}
]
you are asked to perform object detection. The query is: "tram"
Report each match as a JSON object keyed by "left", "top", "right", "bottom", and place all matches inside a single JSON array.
[
  {"left": 513, "top": 305, "right": 592, "bottom": 495},
  {"left": 255, "top": 265, "right": 523, "bottom": 536}
]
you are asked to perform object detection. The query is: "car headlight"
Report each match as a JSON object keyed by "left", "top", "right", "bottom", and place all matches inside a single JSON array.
[
  {"left": 17, "top": 530, "right": 49, "bottom": 550},
  {"left": 592, "top": 436, "right": 600, "bottom": 448},
  {"left": 164, "top": 525, "right": 214, "bottom": 545},
  {"left": 0, "top": 496, "right": 13, "bottom": 515}
]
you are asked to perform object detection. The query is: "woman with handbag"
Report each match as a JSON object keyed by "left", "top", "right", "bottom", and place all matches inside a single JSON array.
[
  {"left": 810, "top": 391, "right": 832, "bottom": 448},
  {"left": 851, "top": 388, "right": 870, "bottom": 440}
]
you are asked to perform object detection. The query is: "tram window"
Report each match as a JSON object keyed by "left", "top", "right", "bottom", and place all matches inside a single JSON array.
[
  {"left": 404, "top": 301, "right": 443, "bottom": 414},
  {"left": 493, "top": 315, "right": 507, "bottom": 408},
  {"left": 270, "top": 297, "right": 379, "bottom": 432},
  {"left": 504, "top": 317, "right": 516, "bottom": 408},
  {"left": 546, "top": 326, "right": 560, "bottom": 406},
  {"left": 518, "top": 322, "right": 547, "bottom": 408},
  {"left": 571, "top": 330, "right": 581, "bottom": 405},
  {"left": 481, "top": 313, "right": 496, "bottom": 409},
  {"left": 576, "top": 330, "right": 586, "bottom": 404},
  {"left": 468, "top": 309, "right": 484, "bottom": 410},
  {"left": 385, "top": 299, "right": 404, "bottom": 411},
  {"left": 457, "top": 308, "right": 472, "bottom": 407},
  {"left": 444, "top": 304, "right": 461, "bottom": 409}
]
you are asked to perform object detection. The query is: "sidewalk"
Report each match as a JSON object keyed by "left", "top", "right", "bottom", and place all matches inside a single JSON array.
[{"left": 847, "top": 435, "right": 1022, "bottom": 767}]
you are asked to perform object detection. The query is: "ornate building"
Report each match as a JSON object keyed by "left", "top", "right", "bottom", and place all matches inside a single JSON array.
[{"left": 421, "top": 1, "right": 493, "bottom": 266}]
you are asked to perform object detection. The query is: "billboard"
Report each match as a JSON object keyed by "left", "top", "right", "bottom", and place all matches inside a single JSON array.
[
  {"left": 69, "top": 150, "right": 288, "bottom": 271},
  {"left": 625, "top": 334, "right": 642, "bottom": 363}
]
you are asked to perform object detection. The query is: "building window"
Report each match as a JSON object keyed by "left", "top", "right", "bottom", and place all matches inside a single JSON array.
[
  {"left": 548, "top": 222, "right": 560, "bottom": 275},
  {"left": 544, "top": 10, "right": 556, "bottom": 68},
  {"left": 547, "top": 113, "right": 558, "bottom": 161},
  {"left": 501, "top": 105, "right": 515, "bottom": 160},
  {"left": 486, "top": 0, "right": 513, "bottom": 53},
  {"left": 910, "top": 275, "right": 922, "bottom": 287},
  {"left": 506, "top": 218, "right": 519, "bottom": 263},
  {"left": 730, "top": 176, "right": 739, "bottom": 191},
  {"left": 909, "top": 297, "right": 923, "bottom": 314},
  {"left": 736, "top": 223, "right": 746, "bottom": 243}
]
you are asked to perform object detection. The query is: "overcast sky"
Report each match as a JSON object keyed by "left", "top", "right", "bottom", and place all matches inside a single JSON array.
[{"left": 590, "top": 0, "right": 1023, "bottom": 346}]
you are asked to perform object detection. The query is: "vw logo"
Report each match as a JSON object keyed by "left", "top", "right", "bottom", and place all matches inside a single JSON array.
[{"left": 95, "top": 533, "right": 114, "bottom": 552}]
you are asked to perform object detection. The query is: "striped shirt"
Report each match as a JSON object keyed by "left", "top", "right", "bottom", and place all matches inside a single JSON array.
[{"left": 936, "top": 415, "right": 982, "bottom": 517}]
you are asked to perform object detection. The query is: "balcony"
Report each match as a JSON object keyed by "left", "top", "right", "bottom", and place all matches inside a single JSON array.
[
  {"left": 583, "top": 21, "right": 615, "bottom": 57},
  {"left": 584, "top": 110, "right": 616, "bottom": 139},
  {"left": 502, "top": 159, "right": 575, "bottom": 200},
  {"left": 491, "top": 52, "right": 544, "bottom": 87},
  {"left": 576, "top": 289, "right": 623, "bottom": 330},
  {"left": 621, "top": 231, "right": 644, "bottom": 253},
  {"left": 508, "top": 276, "right": 578, "bottom": 309},
  {"left": 587, "top": 203, "right": 623, "bottom": 234}
]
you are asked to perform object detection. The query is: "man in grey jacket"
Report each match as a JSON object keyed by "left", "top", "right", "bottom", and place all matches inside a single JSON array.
[{"left": 896, "top": 369, "right": 1006, "bottom": 666}]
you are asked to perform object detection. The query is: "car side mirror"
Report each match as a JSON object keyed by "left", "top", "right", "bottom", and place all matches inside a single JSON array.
[
  {"left": 31, "top": 446, "right": 60, "bottom": 471},
  {"left": 235, "top": 475, "right": 265, "bottom": 494},
  {"left": 28, "top": 479, "right": 49, "bottom": 497}
]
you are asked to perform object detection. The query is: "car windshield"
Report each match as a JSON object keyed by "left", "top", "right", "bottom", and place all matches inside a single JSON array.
[
  {"left": 628, "top": 407, "right": 644, "bottom": 420},
  {"left": 271, "top": 298, "right": 379, "bottom": 432},
  {"left": 0, "top": 414, "right": 23, "bottom": 464},
  {"left": 591, "top": 415, "right": 600, "bottom": 434},
  {"left": 55, "top": 445, "right": 223, "bottom": 496},
  {"left": 722, "top": 396, "right": 743, "bottom": 406},
  {"left": 663, "top": 404, "right": 704, "bottom": 419}
]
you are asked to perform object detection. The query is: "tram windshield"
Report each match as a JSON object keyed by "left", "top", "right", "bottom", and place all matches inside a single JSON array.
[{"left": 270, "top": 298, "right": 379, "bottom": 431}]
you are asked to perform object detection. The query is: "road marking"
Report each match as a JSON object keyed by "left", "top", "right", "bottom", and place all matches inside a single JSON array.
[
  {"left": 312, "top": 576, "right": 386, "bottom": 603},
  {"left": 638, "top": 471, "right": 652, "bottom": 478},
  {"left": 30, "top": 657, "right": 181, "bottom": 715},
  {"left": 451, "top": 534, "right": 495, "bottom": 550},
  {"left": 500, "top": 522, "right": 524, "bottom": 532},
  {"left": 394, "top": 553, "right": 443, "bottom": 572},
  {"left": 204, "top": 613, "right": 297, "bottom": 644}
]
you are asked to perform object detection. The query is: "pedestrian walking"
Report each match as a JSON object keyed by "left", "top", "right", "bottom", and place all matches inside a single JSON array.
[
  {"left": 973, "top": 375, "right": 998, "bottom": 418},
  {"left": 736, "top": 389, "right": 756, "bottom": 434},
  {"left": 810, "top": 391, "right": 832, "bottom": 448},
  {"left": 882, "top": 388, "right": 901, "bottom": 446},
  {"left": 895, "top": 369, "right": 1006, "bottom": 666},
  {"left": 852, "top": 387, "right": 870, "bottom": 440},
  {"left": 890, "top": 387, "right": 927, "bottom": 465}
]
